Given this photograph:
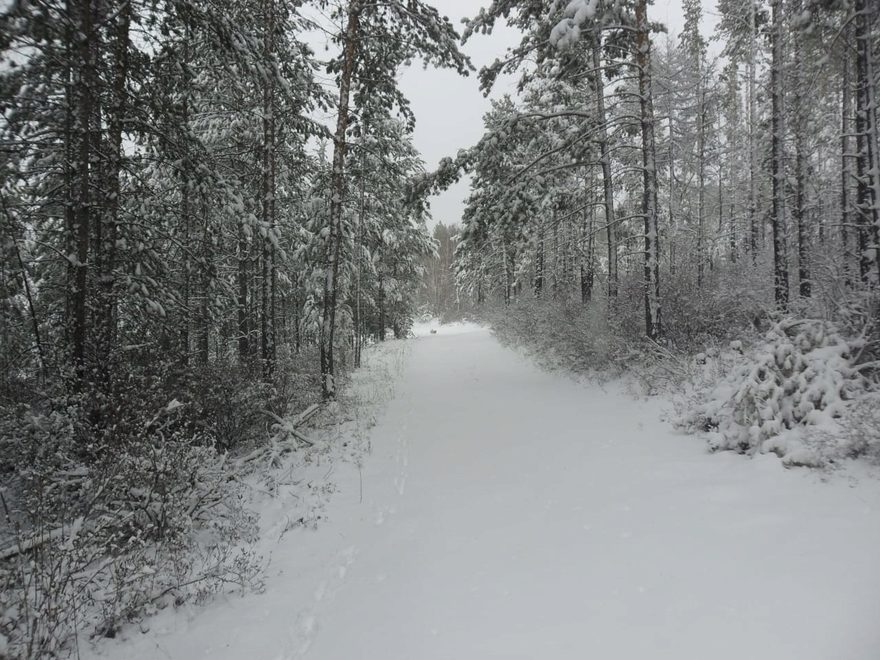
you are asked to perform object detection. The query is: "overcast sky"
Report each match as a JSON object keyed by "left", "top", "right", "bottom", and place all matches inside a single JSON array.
[{"left": 398, "top": 0, "right": 720, "bottom": 229}]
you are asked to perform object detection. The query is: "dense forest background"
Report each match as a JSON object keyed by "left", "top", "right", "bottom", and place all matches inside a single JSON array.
[
  {"left": 1, "top": 0, "right": 879, "bottom": 655},
  {"left": 452, "top": 0, "right": 879, "bottom": 338}
]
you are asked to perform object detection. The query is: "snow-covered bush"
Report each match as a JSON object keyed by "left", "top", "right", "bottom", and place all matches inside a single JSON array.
[
  {"left": 0, "top": 391, "right": 263, "bottom": 658},
  {"left": 486, "top": 298, "right": 626, "bottom": 374},
  {"left": 0, "top": 333, "right": 339, "bottom": 658},
  {"left": 659, "top": 259, "right": 770, "bottom": 350},
  {"left": 184, "top": 363, "right": 276, "bottom": 452},
  {"left": 839, "top": 391, "right": 880, "bottom": 463},
  {"left": 680, "top": 318, "right": 872, "bottom": 466}
]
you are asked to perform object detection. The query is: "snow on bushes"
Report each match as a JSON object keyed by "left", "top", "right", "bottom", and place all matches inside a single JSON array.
[
  {"left": 482, "top": 294, "right": 878, "bottom": 470},
  {"left": 486, "top": 299, "right": 625, "bottom": 375},
  {"left": 680, "top": 318, "right": 873, "bottom": 466},
  {"left": 0, "top": 403, "right": 263, "bottom": 659}
]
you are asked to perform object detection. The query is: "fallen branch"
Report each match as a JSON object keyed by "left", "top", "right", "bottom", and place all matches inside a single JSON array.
[
  {"left": 0, "top": 526, "right": 67, "bottom": 562},
  {"left": 237, "top": 403, "right": 323, "bottom": 466}
]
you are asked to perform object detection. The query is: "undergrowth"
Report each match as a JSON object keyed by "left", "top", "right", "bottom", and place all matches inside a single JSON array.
[{"left": 477, "top": 277, "right": 880, "bottom": 469}]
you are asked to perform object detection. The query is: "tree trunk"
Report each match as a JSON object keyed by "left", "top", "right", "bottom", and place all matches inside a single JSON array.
[
  {"left": 354, "top": 130, "right": 367, "bottom": 368},
  {"left": 377, "top": 274, "right": 386, "bottom": 341},
  {"left": 321, "top": 0, "right": 361, "bottom": 399},
  {"left": 535, "top": 221, "right": 544, "bottom": 298},
  {"left": 770, "top": 0, "right": 790, "bottom": 310},
  {"left": 581, "top": 172, "right": 595, "bottom": 304},
  {"left": 665, "top": 37, "right": 677, "bottom": 276},
  {"left": 180, "top": 103, "right": 191, "bottom": 370},
  {"left": 69, "top": 0, "right": 99, "bottom": 388},
  {"left": 94, "top": 0, "right": 130, "bottom": 387},
  {"left": 504, "top": 239, "right": 513, "bottom": 305},
  {"left": 592, "top": 36, "right": 618, "bottom": 299},
  {"left": 793, "top": 31, "right": 810, "bottom": 298},
  {"left": 853, "top": 0, "right": 880, "bottom": 284},
  {"left": 841, "top": 37, "right": 853, "bottom": 285},
  {"left": 260, "top": 0, "right": 276, "bottom": 380},
  {"left": 748, "top": 0, "right": 759, "bottom": 261},
  {"left": 198, "top": 201, "right": 211, "bottom": 366},
  {"left": 551, "top": 212, "right": 559, "bottom": 300},
  {"left": 635, "top": 0, "right": 662, "bottom": 340},
  {"left": 237, "top": 224, "right": 250, "bottom": 360},
  {"left": 697, "top": 72, "right": 706, "bottom": 288}
]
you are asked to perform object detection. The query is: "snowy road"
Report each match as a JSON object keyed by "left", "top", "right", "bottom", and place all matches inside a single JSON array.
[{"left": 90, "top": 324, "right": 880, "bottom": 660}]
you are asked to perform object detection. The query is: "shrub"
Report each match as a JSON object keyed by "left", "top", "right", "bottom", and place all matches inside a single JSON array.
[
  {"left": 484, "top": 297, "right": 628, "bottom": 374},
  {"left": 0, "top": 382, "right": 264, "bottom": 657},
  {"left": 679, "top": 318, "right": 872, "bottom": 465}
]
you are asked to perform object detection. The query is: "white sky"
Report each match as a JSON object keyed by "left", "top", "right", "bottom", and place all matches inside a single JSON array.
[{"left": 398, "top": 0, "right": 720, "bottom": 228}]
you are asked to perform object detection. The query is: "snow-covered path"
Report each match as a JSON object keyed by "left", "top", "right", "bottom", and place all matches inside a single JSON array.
[{"left": 90, "top": 325, "right": 880, "bottom": 660}]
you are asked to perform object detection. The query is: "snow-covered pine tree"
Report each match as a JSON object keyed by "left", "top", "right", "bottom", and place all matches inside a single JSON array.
[{"left": 316, "top": 0, "right": 471, "bottom": 398}]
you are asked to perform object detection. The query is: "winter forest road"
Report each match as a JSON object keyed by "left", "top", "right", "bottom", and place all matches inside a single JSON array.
[{"left": 91, "top": 324, "right": 880, "bottom": 660}]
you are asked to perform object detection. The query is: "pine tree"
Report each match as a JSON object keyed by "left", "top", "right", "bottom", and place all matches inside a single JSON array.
[{"left": 316, "top": 0, "right": 470, "bottom": 399}]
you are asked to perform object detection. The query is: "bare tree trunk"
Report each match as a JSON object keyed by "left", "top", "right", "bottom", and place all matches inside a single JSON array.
[
  {"left": 664, "top": 37, "right": 678, "bottom": 276},
  {"left": 377, "top": 274, "right": 386, "bottom": 340},
  {"left": 260, "top": 0, "right": 276, "bottom": 381},
  {"left": 581, "top": 172, "right": 595, "bottom": 304},
  {"left": 697, "top": 71, "right": 706, "bottom": 288},
  {"left": 180, "top": 101, "right": 191, "bottom": 370},
  {"left": 198, "top": 201, "right": 211, "bottom": 366},
  {"left": 770, "top": 0, "right": 790, "bottom": 310},
  {"left": 792, "top": 28, "right": 810, "bottom": 298},
  {"left": 635, "top": 0, "right": 662, "bottom": 340},
  {"left": 552, "top": 211, "right": 559, "bottom": 300},
  {"left": 853, "top": 0, "right": 880, "bottom": 284},
  {"left": 95, "top": 0, "right": 130, "bottom": 387},
  {"left": 64, "top": 0, "right": 75, "bottom": 362},
  {"left": 293, "top": 291, "right": 301, "bottom": 354},
  {"left": 353, "top": 130, "right": 367, "bottom": 368},
  {"left": 724, "top": 60, "right": 739, "bottom": 264},
  {"left": 180, "top": 183, "right": 191, "bottom": 368},
  {"left": 321, "top": 0, "right": 361, "bottom": 399},
  {"left": 69, "top": 0, "right": 99, "bottom": 388},
  {"left": 748, "top": 0, "right": 759, "bottom": 261},
  {"left": 592, "top": 36, "right": 618, "bottom": 299},
  {"left": 176, "top": 22, "right": 194, "bottom": 371},
  {"left": 237, "top": 224, "right": 250, "bottom": 360},
  {"left": 504, "top": 239, "right": 513, "bottom": 305},
  {"left": 270, "top": 161, "right": 277, "bottom": 368},
  {"left": 535, "top": 221, "right": 544, "bottom": 298},
  {"left": 841, "top": 37, "right": 853, "bottom": 285},
  {"left": 561, "top": 213, "right": 570, "bottom": 295}
]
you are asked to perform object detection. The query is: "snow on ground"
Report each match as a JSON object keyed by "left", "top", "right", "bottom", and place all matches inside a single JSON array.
[{"left": 86, "top": 325, "right": 880, "bottom": 660}]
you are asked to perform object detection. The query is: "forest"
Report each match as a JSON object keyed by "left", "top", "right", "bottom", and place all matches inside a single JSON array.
[
  {"left": 1, "top": 0, "right": 879, "bottom": 656},
  {"left": 448, "top": 0, "right": 880, "bottom": 459}
]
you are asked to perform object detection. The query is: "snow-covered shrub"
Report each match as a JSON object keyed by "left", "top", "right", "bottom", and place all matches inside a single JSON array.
[
  {"left": 0, "top": 395, "right": 262, "bottom": 658},
  {"left": 486, "top": 297, "right": 626, "bottom": 374},
  {"left": 680, "top": 318, "right": 871, "bottom": 465},
  {"left": 837, "top": 391, "right": 880, "bottom": 463},
  {"left": 185, "top": 363, "right": 275, "bottom": 452},
  {"left": 659, "top": 259, "right": 770, "bottom": 350}
]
